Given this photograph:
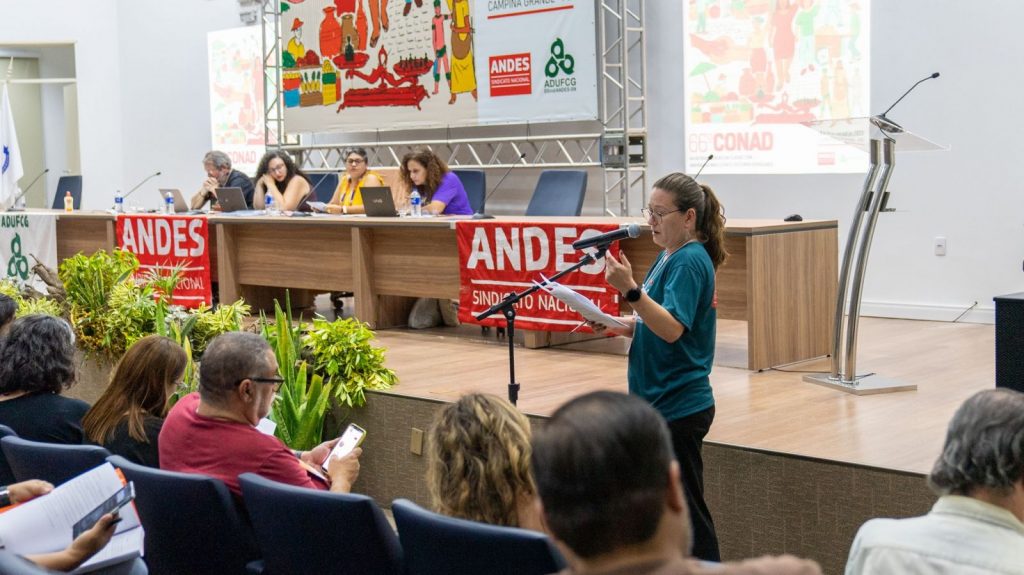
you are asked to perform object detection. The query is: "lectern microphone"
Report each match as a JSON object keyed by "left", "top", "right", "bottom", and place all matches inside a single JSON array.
[{"left": 874, "top": 72, "right": 940, "bottom": 133}]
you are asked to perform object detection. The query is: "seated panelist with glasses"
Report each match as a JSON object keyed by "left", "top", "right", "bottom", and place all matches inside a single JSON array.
[
  {"left": 190, "top": 150, "right": 255, "bottom": 210},
  {"left": 159, "top": 332, "right": 361, "bottom": 496},
  {"left": 326, "top": 146, "right": 385, "bottom": 215}
]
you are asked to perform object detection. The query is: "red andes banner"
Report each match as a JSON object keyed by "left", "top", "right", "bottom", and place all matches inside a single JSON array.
[
  {"left": 115, "top": 215, "right": 212, "bottom": 308},
  {"left": 456, "top": 221, "right": 623, "bottom": 331}
]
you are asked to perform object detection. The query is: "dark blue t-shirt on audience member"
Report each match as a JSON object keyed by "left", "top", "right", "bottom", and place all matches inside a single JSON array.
[{"left": 0, "top": 393, "right": 90, "bottom": 444}]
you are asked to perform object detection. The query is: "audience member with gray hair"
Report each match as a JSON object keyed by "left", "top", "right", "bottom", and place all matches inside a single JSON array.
[
  {"left": 159, "top": 332, "right": 360, "bottom": 495},
  {"left": 190, "top": 150, "right": 255, "bottom": 209},
  {"left": 846, "top": 388, "right": 1024, "bottom": 574}
]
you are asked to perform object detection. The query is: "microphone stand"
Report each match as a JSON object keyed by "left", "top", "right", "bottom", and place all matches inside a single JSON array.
[
  {"left": 476, "top": 243, "right": 612, "bottom": 405},
  {"left": 7, "top": 168, "right": 48, "bottom": 212}
]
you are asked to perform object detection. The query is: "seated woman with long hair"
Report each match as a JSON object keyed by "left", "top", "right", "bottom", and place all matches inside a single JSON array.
[
  {"left": 399, "top": 148, "right": 473, "bottom": 215},
  {"left": 254, "top": 150, "right": 311, "bottom": 211},
  {"left": 425, "top": 393, "right": 542, "bottom": 530},
  {"left": 82, "top": 335, "right": 187, "bottom": 467},
  {"left": 0, "top": 315, "right": 88, "bottom": 444}
]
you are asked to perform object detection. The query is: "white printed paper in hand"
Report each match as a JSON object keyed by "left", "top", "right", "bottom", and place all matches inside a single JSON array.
[{"left": 536, "top": 278, "right": 627, "bottom": 329}]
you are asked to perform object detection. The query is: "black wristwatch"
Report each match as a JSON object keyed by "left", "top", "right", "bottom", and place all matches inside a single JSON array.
[
  {"left": 0, "top": 488, "right": 11, "bottom": 507},
  {"left": 624, "top": 287, "right": 642, "bottom": 303}
]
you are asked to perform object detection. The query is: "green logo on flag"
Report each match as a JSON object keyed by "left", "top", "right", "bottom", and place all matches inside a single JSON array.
[
  {"left": 545, "top": 38, "right": 575, "bottom": 78},
  {"left": 7, "top": 233, "right": 28, "bottom": 280}
]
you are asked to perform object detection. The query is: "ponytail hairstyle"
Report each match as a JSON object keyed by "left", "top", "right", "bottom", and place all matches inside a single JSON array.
[{"left": 652, "top": 172, "right": 728, "bottom": 270}]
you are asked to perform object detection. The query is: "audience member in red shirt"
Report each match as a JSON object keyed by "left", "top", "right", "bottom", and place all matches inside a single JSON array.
[{"left": 159, "top": 332, "right": 360, "bottom": 495}]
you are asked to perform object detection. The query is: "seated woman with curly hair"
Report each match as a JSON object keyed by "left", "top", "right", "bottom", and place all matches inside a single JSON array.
[
  {"left": 425, "top": 393, "right": 541, "bottom": 530},
  {"left": 82, "top": 335, "right": 187, "bottom": 467},
  {"left": 0, "top": 315, "right": 88, "bottom": 444},
  {"left": 399, "top": 148, "right": 473, "bottom": 216}
]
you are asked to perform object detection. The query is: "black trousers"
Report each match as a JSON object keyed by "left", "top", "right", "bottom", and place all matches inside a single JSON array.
[{"left": 668, "top": 406, "right": 720, "bottom": 562}]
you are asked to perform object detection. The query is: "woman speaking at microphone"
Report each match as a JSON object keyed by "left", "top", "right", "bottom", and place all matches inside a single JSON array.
[{"left": 590, "top": 172, "right": 727, "bottom": 562}]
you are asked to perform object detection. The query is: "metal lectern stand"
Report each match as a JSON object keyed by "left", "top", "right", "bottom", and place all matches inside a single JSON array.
[{"left": 803, "top": 117, "right": 947, "bottom": 395}]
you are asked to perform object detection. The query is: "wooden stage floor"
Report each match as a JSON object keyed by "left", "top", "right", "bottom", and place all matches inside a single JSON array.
[{"left": 365, "top": 315, "right": 994, "bottom": 476}]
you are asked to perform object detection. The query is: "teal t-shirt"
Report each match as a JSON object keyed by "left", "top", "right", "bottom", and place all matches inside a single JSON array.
[{"left": 627, "top": 242, "right": 716, "bottom": 422}]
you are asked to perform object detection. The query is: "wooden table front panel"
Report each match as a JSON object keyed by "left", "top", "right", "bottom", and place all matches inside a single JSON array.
[{"left": 218, "top": 222, "right": 353, "bottom": 291}]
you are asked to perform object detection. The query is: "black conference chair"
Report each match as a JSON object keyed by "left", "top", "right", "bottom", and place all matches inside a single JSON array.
[
  {"left": 107, "top": 456, "right": 260, "bottom": 575},
  {"left": 239, "top": 473, "right": 403, "bottom": 575},
  {"left": 525, "top": 170, "right": 587, "bottom": 216},
  {"left": 0, "top": 425, "right": 17, "bottom": 487},
  {"left": 1, "top": 436, "right": 110, "bottom": 486},
  {"left": 51, "top": 175, "right": 83, "bottom": 210},
  {"left": 307, "top": 172, "right": 340, "bottom": 203},
  {"left": 391, "top": 498, "right": 565, "bottom": 575},
  {"left": 452, "top": 169, "right": 487, "bottom": 214}
]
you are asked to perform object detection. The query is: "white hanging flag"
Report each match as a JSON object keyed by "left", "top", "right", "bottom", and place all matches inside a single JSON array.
[{"left": 0, "top": 84, "right": 24, "bottom": 206}]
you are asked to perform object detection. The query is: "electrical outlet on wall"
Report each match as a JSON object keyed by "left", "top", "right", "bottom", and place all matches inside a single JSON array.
[
  {"left": 410, "top": 427, "right": 424, "bottom": 455},
  {"left": 934, "top": 237, "right": 947, "bottom": 256}
]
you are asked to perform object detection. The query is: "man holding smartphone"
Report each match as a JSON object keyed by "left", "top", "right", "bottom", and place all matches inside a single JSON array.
[{"left": 159, "top": 332, "right": 361, "bottom": 496}]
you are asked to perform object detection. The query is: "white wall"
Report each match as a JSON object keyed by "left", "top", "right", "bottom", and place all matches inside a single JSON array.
[
  {"left": 0, "top": 0, "right": 244, "bottom": 211},
  {"left": 646, "top": 1, "right": 1024, "bottom": 323}
]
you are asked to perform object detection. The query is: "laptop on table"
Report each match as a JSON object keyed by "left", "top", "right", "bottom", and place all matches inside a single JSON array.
[
  {"left": 158, "top": 189, "right": 203, "bottom": 215},
  {"left": 361, "top": 187, "right": 399, "bottom": 218},
  {"left": 215, "top": 187, "right": 250, "bottom": 213}
]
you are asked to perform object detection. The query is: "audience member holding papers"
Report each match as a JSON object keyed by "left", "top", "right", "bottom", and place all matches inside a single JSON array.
[
  {"left": 399, "top": 148, "right": 473, "bottom": 216},
  {"left": 253, "top": 150, "right": 311, "bottom": 212},
  {"left": 83, "top": 335, "right": 187, "bottom": 468},
  {"left": 0, "top": 479, "right": 121, "bottom": 573},
  {"left": 425, "top": 393, "right": 543, "bottom": 531},
  {"left": 0, "top": 315, "right": 89, "bottom": 444},
  {"left": 190, "top": 150, "right": 255, "bottom": 210},
  {"left": 159, "top": 332, "right": 361, "bottom": 496},
  {"left": 326, "top": 146, "right": 384, "bottom": 215}
]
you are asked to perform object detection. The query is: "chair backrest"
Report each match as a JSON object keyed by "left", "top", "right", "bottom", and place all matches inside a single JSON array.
[
  {"left": 0, "top": 425, "right": 16, "bottom": 486},
  {"left": 391, "top": 498, "right": 565, "bottom": 575},
  {"left": 107, "top": 455, "right": 259, "bottom": 575},
  {"left": 52, "top": 175, "right": 83, "bottom": 210},
  {"left": 1, "top": 436, "right": 110, "bottom": 486},
  {"left": 239, "top": 473, "right": 403, "bottom": 575},
  {"left": 307, "top": 172, "right": 340, "bottom": 203},
  {"left": 452, "top": 169, "right": 487, "bottom": 214},
  {"left": 525, "top": 170, "right": 587, "bottom": 216}
]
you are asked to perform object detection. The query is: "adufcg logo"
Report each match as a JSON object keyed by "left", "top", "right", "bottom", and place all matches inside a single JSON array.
[{"left": 543, "top": 38, "right": 576, "bottom": 94}]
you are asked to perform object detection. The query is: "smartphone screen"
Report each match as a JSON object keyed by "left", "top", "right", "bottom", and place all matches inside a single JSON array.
[
  {"left": 320, "top": 423, "right": 366, "bottom": 471},
  {"left": 72, "top": 482, "right": 134, "bottom": 538}
]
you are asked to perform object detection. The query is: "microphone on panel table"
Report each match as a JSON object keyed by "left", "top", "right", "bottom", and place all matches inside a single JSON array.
[
  {"left": 571, "top": 223, "right": 641, "bottom": 251},
  {"left": 873, "top": 72, "right": 940, "bottom": 134},
  {"left": 692, "top": 154, "right": 713, "bottom": 180},
  {"left": 122, "top": 171, "right": 162, "bottom": 201},
  {"left": 472, "top": 152, "right": 528, "bottom": 220},
  {"left": 7, "top": 168, "right": 48, "bottom": 211}
]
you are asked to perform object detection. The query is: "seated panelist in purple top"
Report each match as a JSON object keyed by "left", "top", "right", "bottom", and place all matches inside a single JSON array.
[{"left": 399, "top": 148, "right": 473, "bottom": 216}]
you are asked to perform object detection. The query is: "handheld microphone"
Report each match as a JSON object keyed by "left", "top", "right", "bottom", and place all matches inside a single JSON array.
[
  {"left": 122, "top": 171, "right": 162, "bottom": 200},
  {"left": 571, "top": 223, "right": 641, "bottom": 251},
  {"left": 7, "top": 168, "right": 48, "bottom": 211},
  {"left": 874, "top": 72, "right": 940, "bottom": 133},
  {"left": 472, "top": 152, "right": 527, "bottom": 219},
  {"left": 693, "top": 154, "right": 713, "bottom": 180}
]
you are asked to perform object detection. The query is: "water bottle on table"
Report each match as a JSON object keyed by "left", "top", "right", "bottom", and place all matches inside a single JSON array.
[
  {"left": 265, "top": 193, "right": 277, "bottom": 215},
  {"left": 114, "top": 191, "right": 124, "bottom": 213},
  {"left": 410, "top": 188, "right": 421, "bottom": 217},
  {"left": 64, "top": 191, "right": 73, "bottom": 212},
  {"left": 164, "top": 193, "right": 175, "bottom": 214}
]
